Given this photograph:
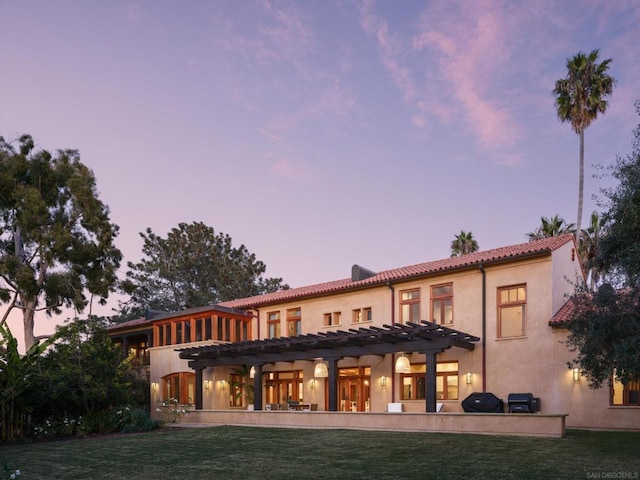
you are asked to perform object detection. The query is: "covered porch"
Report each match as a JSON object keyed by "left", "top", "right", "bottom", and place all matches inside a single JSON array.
[{"left": 178, "top": 321, "right": 480, "bottom": 413}]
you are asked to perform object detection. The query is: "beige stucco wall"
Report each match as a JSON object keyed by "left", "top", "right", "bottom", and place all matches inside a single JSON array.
[{"left": 150, "top": 247, "right": 639, "bottom": 430}]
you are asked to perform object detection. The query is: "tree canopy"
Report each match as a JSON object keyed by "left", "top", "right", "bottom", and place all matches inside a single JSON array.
[
  {"left": 598, "top": 101, "right": 640, "bottom": 287},
  {"left": 566, "top": 100, "right": 640, "bottom": 388},
  {"left": 118, "top": 222, "right": 288, "bottom": 319},
  {"left": 450, "top": 230, "right": 479, "bottom": 257},
  {"left": 553, "top": 49, "right": 615, "bottom": 236},
  {"left": 0, "top": 135, "right": 122, "bottom": 350},
  {"left": 526, "top": 214, "right": 575, "bottom": 241}
]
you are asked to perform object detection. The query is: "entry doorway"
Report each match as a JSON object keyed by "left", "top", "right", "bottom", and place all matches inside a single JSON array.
[{"left": 338, "top": 367, "right": 371, "bottom": 412}]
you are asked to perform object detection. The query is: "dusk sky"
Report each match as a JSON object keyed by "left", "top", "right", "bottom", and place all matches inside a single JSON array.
[{"left": 1, "top": 1, "right": 639, "bottom": 339}]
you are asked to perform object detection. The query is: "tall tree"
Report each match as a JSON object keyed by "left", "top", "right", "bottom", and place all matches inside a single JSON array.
[
  {"left": 118, "top": 222, "right": 288, "bottom": 319},
  {"left": 450, "top": 230, "right": 479, "bottom": 257},
  {"left": 0, "top": 135, "right": 122, "bottom": 350},
  {"left": 553, "top": 49, "right": 615, "bottom": 237},
  {"left": 526, "top": 214, "right": 575, "bottom": 241},
  {"left": 598, "top": 100, "right": 640, "bottom": 287},
  {"left": 566, "top": 100, "right": 640, "bottom": 388},
  {"left": 579, "top": 211, "right": 607, "bottom": 290}
]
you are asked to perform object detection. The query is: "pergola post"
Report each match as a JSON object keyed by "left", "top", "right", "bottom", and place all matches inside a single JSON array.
[
  {"left": 195, "top": 367, "right": 204, "bottom": 410},
  {"left": 424, "top": 351, "right": 437, "bottom": 413},
  {"left": 327, "top": 358, "right": 340, "bottom": 411},
  {"left": 253, "top": 364, "right": 263, "bottom": 410}
]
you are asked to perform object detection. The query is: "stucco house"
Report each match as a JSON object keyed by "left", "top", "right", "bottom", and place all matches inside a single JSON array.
[{"left": 109, "top": 234, "right": 639, "bottom": 431}]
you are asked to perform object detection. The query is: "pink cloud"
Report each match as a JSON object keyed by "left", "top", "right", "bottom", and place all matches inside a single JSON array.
[
  {"left": 358, "top": 0, "right": 416, "bottom": 102},
  {"left": 412, "top": 1, "right": 521, "bottom": 149}
]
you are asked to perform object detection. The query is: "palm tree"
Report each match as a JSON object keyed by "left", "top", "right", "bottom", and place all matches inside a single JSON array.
[
  {"left": 526, "top": 215, "right": 575, "bottom": 241},
  {"left": 579, "top": 211, "right": 607, "bottom": 290},
  {"left": 553, "top": 49, "right": 615, "bottom": 238},
  {"left": 450, "top": 230, "right": 479, "bottom": 257}
]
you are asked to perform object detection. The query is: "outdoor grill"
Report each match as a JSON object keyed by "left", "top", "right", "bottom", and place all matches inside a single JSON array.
[
  {"left": 507, "top": 393, "right": 540, "bottom": 413},
  {"left": 461, "top": 392, "right": 504, "bottom": 413}
]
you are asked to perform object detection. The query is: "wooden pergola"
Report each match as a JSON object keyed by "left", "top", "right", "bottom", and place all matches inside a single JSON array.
[{"left": 178, "top": 320, "right": 480, "bottom": 412}]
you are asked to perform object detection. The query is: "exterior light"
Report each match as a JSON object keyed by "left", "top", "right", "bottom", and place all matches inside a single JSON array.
[
  {"left": 219, "top": 379, "right": 227, "bottom": 389},
  {"left": 379, "top": 376, "right": 387, "bottom": 387},
  {"left": 466, "top": 372, "right": 473, "bottom": 385},
  {"left": 249, "top": 366, "right": 256, "bottom": 379},
  {"left": 395, "top": 353, "right": 411, "bottom": 373},
  {"left": 314, "top": 361, "right": 329, "bottom": 378},
  {"left": 309, "top": 379, "right": 316, "bottom": 389},
  {"left": 151, "top": 382, "right": 159, "bottom": 392},
  {"left": 204, "top": 380, "right": 211, "bottom": 390},
  {"left": 573, "top": 368, "right": 580, "bottom": 382}
]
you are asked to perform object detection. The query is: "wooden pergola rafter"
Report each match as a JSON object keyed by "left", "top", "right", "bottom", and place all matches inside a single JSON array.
[{"left": 178, "top": 320, "right": 480, "bottom": 413}]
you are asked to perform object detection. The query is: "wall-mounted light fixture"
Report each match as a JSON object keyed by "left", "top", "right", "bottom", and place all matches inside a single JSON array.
[
  {"left": 219, "top": 379, "right": 227, "bottom": 389},
  {"left": 466, "top": 372, "right": 473, "bottom": 385},
  {"left": 395, "top": 353, "right": 411, "bottom": 373},
  {"left": 314, "top": 361, "right": 329, "bottom": 378},
  {"left": 572, "top": 367, "right": 580, "bottom": 382},
  {"left": 309, "top": 379, "right": 316, "bottom": 389},
  {"left": 204, "top": 380, "right": 211, "bottom": 390},
  {"left": 249, "top": 366, "right": 256, "bottom": 379},
  {"left": 379, "top": 376, "right": 387, "bottom": 387},
  {"left": 151, "top": 382, "right": 159, "bottom": 392}
]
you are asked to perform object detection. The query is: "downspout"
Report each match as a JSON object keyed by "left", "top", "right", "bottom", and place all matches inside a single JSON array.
[
  {"left": 387, "top": 282, "right": 396, "bottom": 403},
  {"left": 479, "top": 264, "right": 487, "bottom": 393},
  {"left": 254, "top": 307, "right": 260, "bottom": 340}
]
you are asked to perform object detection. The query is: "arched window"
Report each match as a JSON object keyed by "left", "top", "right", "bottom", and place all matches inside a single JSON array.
[{"left": 161, "top": 372, "right": 195, "bottom": 405}]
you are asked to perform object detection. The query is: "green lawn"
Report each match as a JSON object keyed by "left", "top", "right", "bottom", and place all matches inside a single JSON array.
[{"left": 1, "top": 426, "right": 639, "bottom": 480}]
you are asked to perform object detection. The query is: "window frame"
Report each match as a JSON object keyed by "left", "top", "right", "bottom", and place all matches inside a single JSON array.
[
  {"left": 497, "top": 284, "right": 527, "bottom": 338},
  {"left": 400, "top": 289, "right": 421, "bottom": 324},
  {"left": 611, "top": 378, "right": 640, "bottom": 406},
  {"left": 267, "top": 311, "right": 281, "bottom": 339},
  {"left": 323, "top": 311, "right": 341, "bottom": 327},
  {"left": 286, "top": 308, "right": 302, "bottom": 337},
  {"left": 399, "top": 361, "right": 459, "bottom": 401},
  {"left": 161, "top": 372, "right": 195, "bottom": 405},
  {"left": 431, "top": 283, "right": 454, "bottom": 325}
]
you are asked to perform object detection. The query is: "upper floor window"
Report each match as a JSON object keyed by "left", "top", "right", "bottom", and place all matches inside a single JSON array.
[
  {"left": 498, "top": 285, "right": 527, "bottom": 338},
  {"left": 154, "top": 314, "right": 251, "bottom": 346},
  {"left": 612, "top": 378, "right": 640, "bottom": 406},
  {"left": 400, "top": 289, "right": 420, "bottom": 324},
  {"left": 324, "top": 311, "right": 341, "bottom": 327},
  {"left": 268, "top": 312, "right": 281, "bottom": 339},
  {"left": 287, "top": 308, "right": 302, "bottom": 337},
  {"left": 431, "top": 284, "right": 453, "bottom": 325},
  {"left": 352, "top": 307, "right": 372, "bottom": 323}
]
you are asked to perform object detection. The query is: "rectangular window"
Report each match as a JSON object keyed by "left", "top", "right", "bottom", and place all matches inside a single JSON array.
[
  {"left": 431, "top": 284, "right": 453, "bottom": 325},
  {"left": 205, "top": 317, "right": 212, "bottom": 340},
  {"left": 352, "top": 308, "right": 372, "bottom": 323},
  {"left": 287, "top": 308, "right": 302, "bottom": 337},
  {"left": 184, "top": 320, "right": 191, "bottom": 342},
  {"left": 166, "top": 324, "right": 172, "bottom": 345},
  {"left": 612, "top": 378, "right": 640, "bottom": 406},
  {"left": 268, "top": 312, "right": 281, "bottom": 339},
  {"left": 400, "top": 361, "right": 459, "bottom": 400},
  {"left": 400, "top": 289, "right": 420, "bottom": 324},
  {"left": 324, "top": 312, "right": 341, "bottom": 326},
  {"left": 195, "top": 318, "right": 203, "bottom": 342},
  {"left": 498, "top": 285, "right": 527, "bottom": 338}
]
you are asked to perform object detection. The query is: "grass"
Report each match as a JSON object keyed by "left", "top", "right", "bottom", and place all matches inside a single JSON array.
[{"left": 1, "top": 426, "right": 639, "bottom": 480}]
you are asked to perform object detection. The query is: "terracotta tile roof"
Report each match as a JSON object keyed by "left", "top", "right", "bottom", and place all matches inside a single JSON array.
[
  {"left": 221, "top": 234, "right": 576, "bottom": 310},
  {"left": 549, "top": 299, "right": 575, "bottom": 326},
  {"left": 107, "top": 317, "right": 151, "bottom": 332}
]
